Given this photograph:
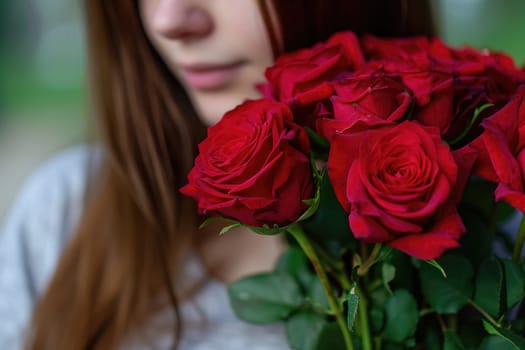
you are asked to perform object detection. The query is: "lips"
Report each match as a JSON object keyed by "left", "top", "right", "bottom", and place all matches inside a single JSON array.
[{"left": 178, "top": 61, "right": 245, "bottom": 91}]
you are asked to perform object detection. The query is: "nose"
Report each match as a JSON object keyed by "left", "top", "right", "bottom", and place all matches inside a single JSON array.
[{"left": 149, "top": 0, "right": 214, "bottom": 41}]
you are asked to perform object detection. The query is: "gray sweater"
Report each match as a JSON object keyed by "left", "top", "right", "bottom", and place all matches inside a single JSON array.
[{"left": 0, "top": 146, "right": 289, "bottom": 349}]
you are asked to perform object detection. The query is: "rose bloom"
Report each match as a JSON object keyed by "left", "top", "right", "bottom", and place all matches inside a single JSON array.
[
  {"left": 328, "top": 121, "right": 464, "bottom": 259},
  {"left": 361, "top": 34, "right": 442, "bottom": 61},
  {"left": 469, "top": 85, "right": 525, "bottom": 211},
  {"left": 362, "top": 34, "right": 525, "bottom": 144},
  {"left": 441, "top": 46, "right": 525, "bottom": 100},
  {"left": 261, "top": 31, "right": 365, "bottom": 104},
  {"left": 423, "top": 46, "right": 524, "bottom": 143},
  {"left": 317, "top": 71, "right": 413, "bottom": 140},
  {"left": 181, "top": 99, "right": 313, "bottom": 227},
  {"left": 371, "top": 52, "right": 463, "bottom": 140}
]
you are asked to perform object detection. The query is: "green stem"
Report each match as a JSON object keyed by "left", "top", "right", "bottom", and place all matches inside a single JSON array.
[
  {"left": 336, "top": 256, "right": 372, "bottom": 350},
  {"left": 374, "top": 337, "right": 382, "bottom": 350},
  {"left": 512, "top": 214, "right": 525, "bottom": 263},
  {"left": 447, "top": 314, "right": 458, "bottom": 332},
  {"left": 355, "top": 286, "right": 373, "bottom": 350},
  {"left": 288, "top": 223, "right": 354, "bottom": 350},
  {"left": 467, "top": 299, "right": 500, "bottom": 328},
  {"left": 448, "top": 103, "right": 493, "bottom": 145},
  {"left": 358, "top": 243, "right": 382, "bottom": 276},
  {"left": 310, "top": 239, "right": 345, "bottom": 272},
  {"left": 436, "top": 314, "right": 447, "bottom": 333}
]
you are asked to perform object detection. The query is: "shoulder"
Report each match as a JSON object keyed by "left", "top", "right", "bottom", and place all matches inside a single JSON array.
[
  {"left": 0, "top": 145, "right": 102, "bottom": 346},
  {"left": 13, "top": 144, "right": 99, "bottom": 209},
  {"left": 0, "top": 143, "right": 102, "bottom": 280},
  {"left": 1, "top": 143, "right": 102, "bottom": 261},
  {"left": 1, "top": 144, "right": 100, "bottom": 248}
]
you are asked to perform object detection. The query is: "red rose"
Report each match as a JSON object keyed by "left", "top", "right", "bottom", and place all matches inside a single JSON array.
[
  {"left": 328, "top": 121, "right": 464, "bottom": 259},
  {"left": 361, "top": 35, "right": 438, "bottom": 60},
  {"left": 406, "top": 47, "right": 524, "bottom": 142},
  {"left": 262, "top": 31, "right": 365, "bottom": 104},
  {"left": 444, "top": 46, "right": 525, "bottom": 95},
  {"left": 469, "top": 85, "right": 525, "bottom": 211},
  {"left": 362, "top": 35, "right": 524, "bottom": 143},
  {"left": 354, "top": 46, "right": 460, "bottom": 139},
  {"left": 180, "top": 100, "right": 314, "bottom": 227},
  {"left": 378, "top": 54, "right": 458, "bottom": 137},
  {"left": 430, "top": 47, "right": 524, "bottom": 142},
  {"left": 317, "top": 72, "right": 413, "bottom": 140}
]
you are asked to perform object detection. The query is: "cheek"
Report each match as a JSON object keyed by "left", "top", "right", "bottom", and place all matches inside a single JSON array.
[
  {"left": 220, "top": 0, "right": 275, "bottom": 67},
  {"left": 195, "top": 1, "right": 275, "bottom": 125},
  {"left": 138, "top": 0, "right": 171, "bottom": 65},
  {"left": 138, "top": 0, "right": 157, "bottom": 38}
]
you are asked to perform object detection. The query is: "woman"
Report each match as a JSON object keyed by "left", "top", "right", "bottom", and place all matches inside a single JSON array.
[{"left": 0, "top": 0, "right": 434, "bottom": 349}]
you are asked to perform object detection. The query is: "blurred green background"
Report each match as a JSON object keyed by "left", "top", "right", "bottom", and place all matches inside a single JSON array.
[{"left": 1, "top": 0, "right": 525, "bottom": 219}]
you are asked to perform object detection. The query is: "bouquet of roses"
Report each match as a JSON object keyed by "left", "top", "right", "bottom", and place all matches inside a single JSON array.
[{"left": 181, "top": 31, "right": 525, "bottom": 349}]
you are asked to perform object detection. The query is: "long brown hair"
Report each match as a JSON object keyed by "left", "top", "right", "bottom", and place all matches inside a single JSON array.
[{"left": 28, "top": 1, "right": 434, "bottom": 349}]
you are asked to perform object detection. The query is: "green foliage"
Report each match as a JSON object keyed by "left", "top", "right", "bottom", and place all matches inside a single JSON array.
[
  {"left": 382, "top": 289, "right": 419, "bottom": 343},
  {"left": 275, "top": 246, "right": 329, "bottom": 310},
  {"left": 200, "top": 216, "right": 287, "bottom": 236},
  {"left": 369, "top": 305, "right": 385, "bottom": 334},
  {"left": 308, "top": 276, "right": 330, "bottom": 310},
  {"left": 474, "top": 258, "right": 503, "bottom": 317},
  {"left": 422, "top": 320, "right": 442, "bottom": 350},
  {"left": 302, "top": 170, "right": 356, "bottom": 257},
  {"left": 285, "top": 311, "right": 346, "bottom": 350},
  {"left": 425, "top": 259, "right": 447, "bottom": 278},
  {"left": 502, "top": 259, "right": 525, "bottom": 310},
  {"left": 275, "top": 246, "right": 313, "bottom": 292},
  {"left": 478, "top": 336, "right": 519, "bottom": 350},
  {"left": 386, "top": 250, "right": 415, "bottom": 291},
  {"left": 346, "top": 291, "right": 359, "bottom": 332},
  {"left": 482, "top": 320, "right": 525, "bottom": 350},
  {"left": 458, "top": 209, "right": 495, "bottom": 266},
  {"left": 219, "top": 223, "right": 242, "bottom": 235},
  {"left": 381, "top": 263, "right": 396, "bottom": 294},
  {"left": 443, "top": 331, "right": 466, "bottom": 350},
  {"left": 227, "top": 272, "right": 303, "bottom": 323},
  {"left": 229, "top": 235, "right": 525, "bottom": 350},
  {"left": 459, "top": 177, "right": 495, "bottom": 217},
  {"left": 305, "top": 127, "right": 330, "bottom": 153},
  {"left": 285, "top": 311, "right": 325, "bottom": 350},
  {"left": 458, "top": 178, "right": 498, "bottom": 265},
  {"left": 419, "top": 254, "right": 474, "bottom": 313},
  {"left": 448, "top": 103, "right": 494, "bottom": 146},
  {"left": 313, "top": 322, "right": 348, "bottom": 350},
  {"left": 225, "top": 173, "right": 525, "bottom": 350}
]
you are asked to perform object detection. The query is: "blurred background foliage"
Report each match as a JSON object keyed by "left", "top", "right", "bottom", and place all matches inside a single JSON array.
[{"left": 1, "top": 0, "right": 525, "bottom": 218}]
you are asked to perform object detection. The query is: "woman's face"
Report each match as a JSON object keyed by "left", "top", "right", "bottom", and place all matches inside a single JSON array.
[{"left": 140, "top": 0, "right": 277, "bottom": 125}]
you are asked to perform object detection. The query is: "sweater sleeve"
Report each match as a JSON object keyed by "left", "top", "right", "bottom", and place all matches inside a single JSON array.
[{"left": 0, "top": 145, "right": 94, "bottom": 349}]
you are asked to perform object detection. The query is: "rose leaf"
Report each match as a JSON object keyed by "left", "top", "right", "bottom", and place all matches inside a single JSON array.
[
  {"left": 478, "top": 336, "right": 519, "bottom": 350},
  {"left": 500, "top": 258, "right": 525, "bottom": 311},
  {"left": 275, "top": 246, "right": 313, "bottom": 292},
  {"left": 419, "top": 253, "right": 474, "bottom": 313},
  {"left": 473, "top": 258, "right": 503, "bottom": 318},
  {"left": 382, "top": 289, "right": 419, "bottom": 343},
  {"left": 443, "top": 330, "right": 466, "bottom": 350},
  {"left": 345, "top": 290, "right": 359, "bottom": 332},
  {"left": 424, "top": 259, "right": 447, "bottom": 278},
  {"left": 227, "top": 272, "right": 303, "bottom": 324},
  {"left": 482, "top": 320, "right": 525, "bottom": 350},
  {"left": 285, "top": 311, "right": 346, "bottom": 350},
  {"left": 301, "top": 170, "right": 355, "bottom": 256},
  {"left": 382, "top": 262, "right": 396, "bottom": 294}
]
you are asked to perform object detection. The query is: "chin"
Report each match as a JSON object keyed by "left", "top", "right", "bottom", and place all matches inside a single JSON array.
[
  {"left": 194, "top": 92, "right": 260, "bottom": 126},
  {"left": 195, "top": 100, "right": 236, "bottom": 126},
  {"left": 190, "top": 71, "right": 267, "bottom": 124}
]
